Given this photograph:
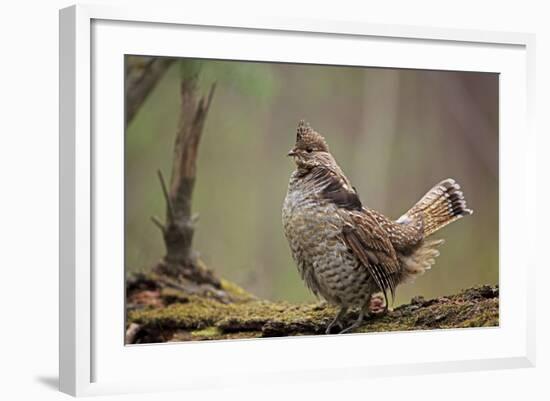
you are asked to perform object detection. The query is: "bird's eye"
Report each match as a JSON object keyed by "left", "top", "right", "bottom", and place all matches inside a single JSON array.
[{"left": 306, "top": 147, "right": 313, "bottom": 153}]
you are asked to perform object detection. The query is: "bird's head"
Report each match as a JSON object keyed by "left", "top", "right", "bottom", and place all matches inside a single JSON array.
[{"left": 288, "top": 120, "right": 332, "bottom": 170}]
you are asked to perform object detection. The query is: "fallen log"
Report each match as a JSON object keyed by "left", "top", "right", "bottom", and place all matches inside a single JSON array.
[{"left": 126, "top": 283, "right": 498, "bottom": 343}]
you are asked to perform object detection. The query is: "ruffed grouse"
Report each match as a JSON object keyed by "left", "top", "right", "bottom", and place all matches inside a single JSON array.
[{"left": 282, "top": 120, "right": 473, "bottom": 334}]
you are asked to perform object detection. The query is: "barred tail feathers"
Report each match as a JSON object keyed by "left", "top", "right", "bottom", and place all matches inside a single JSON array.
[{"left": 403, "top": 178, "right": 473, "bottom": 237}]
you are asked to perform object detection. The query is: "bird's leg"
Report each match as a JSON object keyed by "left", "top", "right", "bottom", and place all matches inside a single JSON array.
[
  {"left": 338, "top": 293, "right": 378, "bottom": 334},
  {"left": 338, "top": 307, "right": 366, "bottom": 334},
  {"left": 325, "top": 306, "right": 348, "bottom": 334}
]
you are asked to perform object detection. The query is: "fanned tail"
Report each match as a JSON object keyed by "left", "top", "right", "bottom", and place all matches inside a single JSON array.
[{"left": 400, "top": 178, "right": 473, "bottom": 237}]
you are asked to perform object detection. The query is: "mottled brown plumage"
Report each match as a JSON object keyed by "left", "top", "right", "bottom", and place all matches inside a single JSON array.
[{"left": 282, "top": 120, "right": 473, "bottom": 334}]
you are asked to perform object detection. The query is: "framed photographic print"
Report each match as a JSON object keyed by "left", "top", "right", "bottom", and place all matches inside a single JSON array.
[{"left": 59, "top": 4, "right": 536, "bottom": 397}]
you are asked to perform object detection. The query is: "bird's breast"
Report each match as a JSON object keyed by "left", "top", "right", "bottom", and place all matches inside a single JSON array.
[
  {"left": 282, "top": 183, "right": 374, "bottom": 307},
  {"left": 283, "top": 185, "right": 344, "bottom": 249}
]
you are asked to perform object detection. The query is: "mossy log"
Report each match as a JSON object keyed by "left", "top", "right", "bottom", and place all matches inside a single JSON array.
[{"left": 126, "top": 277, "right": 498, "bottom": 343}]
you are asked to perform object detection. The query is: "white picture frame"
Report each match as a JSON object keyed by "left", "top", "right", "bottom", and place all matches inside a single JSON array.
[{"left": 59, "top": 3, "right": 536, "bottom": 397}]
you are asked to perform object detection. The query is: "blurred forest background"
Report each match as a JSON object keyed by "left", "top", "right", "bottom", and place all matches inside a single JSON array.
[{"left": 125, "top": 56, "right": 498, "bottom": 305}]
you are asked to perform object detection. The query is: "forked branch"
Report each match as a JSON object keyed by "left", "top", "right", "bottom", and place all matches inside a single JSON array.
[{"left": 150, "top": 62, "right": 219, "bottom": 287}]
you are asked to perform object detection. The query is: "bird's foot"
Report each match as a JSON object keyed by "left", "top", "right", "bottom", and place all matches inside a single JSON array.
[
  {"left": 325, "top": 320, "right": 343, "bottom": 334},
  {"left": 338, "top": 310, "right": 365, "bottom": 334},
  {"left": 325, "top": 307, "right": 348, "bottom": 334}
]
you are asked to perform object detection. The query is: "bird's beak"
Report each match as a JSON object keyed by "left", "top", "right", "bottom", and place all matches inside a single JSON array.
[{"left": 287, "top": 148, "right": 297, "bottom": 157}]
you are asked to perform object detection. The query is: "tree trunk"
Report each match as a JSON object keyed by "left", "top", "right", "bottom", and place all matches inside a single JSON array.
[{"left": 151, "top": 62, "right": 220, "bottom": 289}]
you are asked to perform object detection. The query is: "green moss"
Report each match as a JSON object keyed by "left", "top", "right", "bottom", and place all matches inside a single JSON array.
[
  {"left": 160, "top": 287, "right": 189, "bottom": 305},
  {"left": 132, "top": 297, "right": 333, "bottom": 328},
  {"left": 220, "top": 278, "right": 256, "bottom": 302},
  {"left": 191, "top": 326, "right": 222, "bottom": 338},
  {"left": 128, "top": 286, "right": 499, "bottom": 342},
  {"left": 356, "top": 290, "right": 499, "bottom": 333},
  {"left": 130, "top": 296, "right": 225, "bottom": 329}
]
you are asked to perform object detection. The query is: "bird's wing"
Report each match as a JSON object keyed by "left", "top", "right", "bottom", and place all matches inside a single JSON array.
[
  {"left": 340, "top": 210, "right": 401, "bottom": 305},
  {"left": 310, "top": 165, "right": 401, "bottom": 304},
  {"left": 311, "top": 165, "right": 362, "bottom": 211}
]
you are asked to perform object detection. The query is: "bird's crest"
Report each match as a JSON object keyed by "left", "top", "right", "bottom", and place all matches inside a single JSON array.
[
  {"left": 295, "top": 120, "right": 329, "bottom": 152},
  {"left": 296, "top": 119, "right": 313, "bottom": 141}
]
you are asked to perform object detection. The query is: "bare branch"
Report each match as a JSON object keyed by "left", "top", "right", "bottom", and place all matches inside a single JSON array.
[
  {"left": 157, "top": 170, "right": 174, "bottom": 223},
  {"left": 191, "top": 213, "right": 199, "bottom": 224},
  {"left": 206, "top": 82, "right": 217, "bottom": 110},
  {"left": 151, "top": 216, "right": 165, "bottom": 233},
  {"left": 125, "top": 57, "right": 175, "bottom": 125}
]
